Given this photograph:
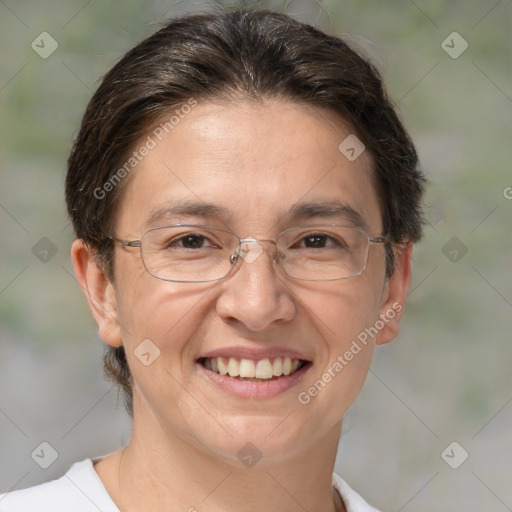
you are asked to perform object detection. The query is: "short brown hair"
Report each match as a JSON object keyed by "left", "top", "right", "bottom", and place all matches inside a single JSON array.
[{"left": 66, "top": 7, "right": 425, "bottom": 416}]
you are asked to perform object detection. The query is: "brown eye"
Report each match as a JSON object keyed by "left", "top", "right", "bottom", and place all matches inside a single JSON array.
[
  {"left": 167, "top": 234, "right": 215, "bottom": 250},
  {"left": 302, "top": 234, "right": 330, "bottom": 248},
  {"left": 292, "top": 233, "right": 346, "bottom": 250}
]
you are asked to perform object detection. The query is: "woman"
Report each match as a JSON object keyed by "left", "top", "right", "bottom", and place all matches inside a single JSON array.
[{"left": 0, "top": 6, "right": 424, "bottom": 511}]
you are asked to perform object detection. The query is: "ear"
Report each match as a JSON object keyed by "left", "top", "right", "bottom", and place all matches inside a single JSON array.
[
  {"left": 375, "top": 243, "right": 413, "bottom": 346},
  {"left": 71, "top": 239, "right": 123, "bottom": 347}
]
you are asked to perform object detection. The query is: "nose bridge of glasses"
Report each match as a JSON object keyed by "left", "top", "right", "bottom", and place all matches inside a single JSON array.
[{"left": 235, "top": 237, "right": 278, "bottom": 265}]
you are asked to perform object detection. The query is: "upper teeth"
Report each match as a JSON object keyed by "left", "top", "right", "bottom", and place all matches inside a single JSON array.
[{"left": 203, "top": 357, "right": 301, "bottom": 379}]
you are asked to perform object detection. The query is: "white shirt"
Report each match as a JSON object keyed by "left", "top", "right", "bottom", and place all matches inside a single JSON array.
[{"left": 0, "top": 459, "right": 380, "bottom": 512}]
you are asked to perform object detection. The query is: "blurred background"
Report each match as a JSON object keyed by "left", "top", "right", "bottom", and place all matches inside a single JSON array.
[{"left": 0, "top": 0, "right": 510, "bottom": 510}]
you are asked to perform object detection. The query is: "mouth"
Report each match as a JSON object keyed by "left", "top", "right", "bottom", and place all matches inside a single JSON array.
[
  {"left": 198, "top": 356, "right": 308, "bottom": 381},
  {"left": 196, "top": 350, "right": 312, "bottom": 398}
]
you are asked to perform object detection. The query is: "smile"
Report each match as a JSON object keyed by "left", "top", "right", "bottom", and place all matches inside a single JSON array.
[
  {"left": 200, "top": 356, "right": 305, "bottom": 380},
  {"left": 196, "top": 346, "right": 312, "bottom": 398}
]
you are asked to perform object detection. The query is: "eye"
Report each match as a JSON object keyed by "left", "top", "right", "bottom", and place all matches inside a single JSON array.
[
  {"left": 302, "top": 234, "right": 331, "bottom": 248},
  {"left": 167, "top": 233, "right": 218, "bottom": 250},
  {"left": 292, "top": 233, "right": 345, "bottom": 249}
]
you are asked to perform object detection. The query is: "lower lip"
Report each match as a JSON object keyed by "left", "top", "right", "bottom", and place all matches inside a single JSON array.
[{"left": 197, "top": 361, "right": 311, "bottom": 399}]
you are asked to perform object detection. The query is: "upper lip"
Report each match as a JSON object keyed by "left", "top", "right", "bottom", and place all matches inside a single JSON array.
[{"left": 198, "top": 346, "right": 312, "bottom": 362}]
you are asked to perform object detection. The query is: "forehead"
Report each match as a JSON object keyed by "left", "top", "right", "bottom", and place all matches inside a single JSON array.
[{"left": 115, "top": 99, "right": 382, "bottom": 235}]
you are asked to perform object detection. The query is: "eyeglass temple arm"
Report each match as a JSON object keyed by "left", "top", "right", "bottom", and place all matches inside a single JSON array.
[
  {"left": 109, "top": 236, "right": 141, "bottom": 248},
  {"left": 369, "top": 234, "right": 391, "bottom": 244}
]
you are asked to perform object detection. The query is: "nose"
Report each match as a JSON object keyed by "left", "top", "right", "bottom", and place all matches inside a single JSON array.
[{"left": 215, "top": 239, "right": 296, "bottom": 331}]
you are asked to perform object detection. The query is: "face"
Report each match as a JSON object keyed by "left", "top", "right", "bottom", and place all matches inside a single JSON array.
[{"left": 77, "top": 99, "right": 410, "bottom": 466}]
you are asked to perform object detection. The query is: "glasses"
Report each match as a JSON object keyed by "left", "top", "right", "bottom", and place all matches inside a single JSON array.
[{"left": 109, "top": 224, "right": 388, "bottom": 283}]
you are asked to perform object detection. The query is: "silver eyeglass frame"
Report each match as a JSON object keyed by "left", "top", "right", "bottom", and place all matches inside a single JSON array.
[{"left": 109, "top": 224, "right": 389, "bottom": 283}]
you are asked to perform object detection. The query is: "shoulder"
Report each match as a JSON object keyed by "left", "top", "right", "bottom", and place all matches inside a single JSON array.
[
  {"left": 1, "top": 463, "right": 377, "bottom": 512},
  {"left": 332, "top": 473, "right": 381, "bottom": 512},
  {"left": 0, "top": 460, "right": 119, "bottom": 512}
]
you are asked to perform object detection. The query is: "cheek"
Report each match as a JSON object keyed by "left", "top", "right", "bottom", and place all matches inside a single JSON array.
[
  {"left": 114, "top": 251, "right": 198, "bottom": 338},
  {"left": 300, "top": 275, "right": 385, "bottom": 349},
  {"left": 293, "top": 284, "right": 381, "bottom": 428},
  {"left": 298, "top": 276, "right": 383, "bottom": 386},
  {"left": 116, "top": 281, "right": 205, "bottom": 349},
  {"left": 114, "top": 261, "right": 216, "bottom": 380},
  {"left": 318, "top": 292, "right": 379, "bottom": 383},
  {"left": 114, "top": 279, "right": 212, "bottom": 418}
]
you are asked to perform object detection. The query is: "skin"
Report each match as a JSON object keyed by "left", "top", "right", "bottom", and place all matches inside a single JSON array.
[{"left": 72, "top": 99, "right": 412, "bottom": 512}]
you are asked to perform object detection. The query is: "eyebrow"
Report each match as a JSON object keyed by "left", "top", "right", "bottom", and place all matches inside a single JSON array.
[
  {"left": 144, "top": 199, "right": 366, "bottom": 230},
  {"left": 286, "top": 200, "right": 367, "bottom": 229},
  {"left": 145, "top": 201, "right": 231, "bottom": 228}
]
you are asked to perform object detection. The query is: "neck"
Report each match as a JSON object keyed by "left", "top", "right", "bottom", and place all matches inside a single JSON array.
[{"left": 96, "top": 409, "right": 346, "bottom": 512}]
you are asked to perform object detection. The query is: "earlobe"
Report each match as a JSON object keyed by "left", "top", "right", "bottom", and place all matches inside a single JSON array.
[
  {"left": 376, "top": 243, "right": 413, "bottom": 346},
  {"left": 70, "top": 239, "right": 123, "bottom": 347}
]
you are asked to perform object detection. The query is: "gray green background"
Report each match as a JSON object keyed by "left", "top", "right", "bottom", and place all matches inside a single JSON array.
[{"left": 1, "top": 0, "right": 511, "bottom": 510}]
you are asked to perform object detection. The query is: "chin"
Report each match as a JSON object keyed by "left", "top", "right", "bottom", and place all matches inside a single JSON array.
[{"left": 193, "top": 413, "right": 316, "bottom": 466}]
